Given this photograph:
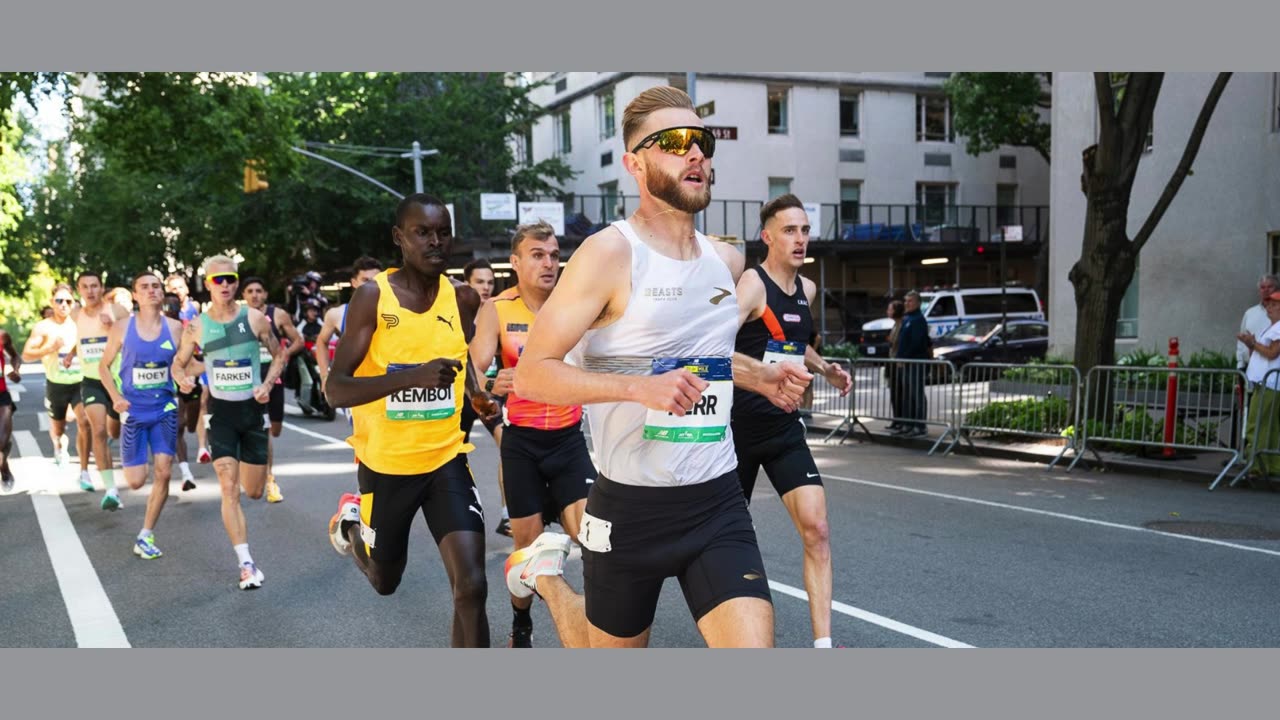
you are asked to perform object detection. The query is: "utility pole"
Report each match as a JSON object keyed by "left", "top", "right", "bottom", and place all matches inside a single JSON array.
[{"left": 402, "top": 141, "right": 439, "bottom": 194}]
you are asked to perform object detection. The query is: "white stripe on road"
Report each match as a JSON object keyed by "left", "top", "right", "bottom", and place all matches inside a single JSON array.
[
  {"left": 768, "top": 580, "right": 974, "bottom": 649},
  {"left": 38, "top": 412, "right": 49, "bottom": 433},
  {"left": 12, "top": 430, "right": 131, "bottom": 648},
  {"left": 825, "top": 473, "right": 1280, "bottom": 559},
  {"left": 281, "top": 420, "right": 349, "bottom": 448}
]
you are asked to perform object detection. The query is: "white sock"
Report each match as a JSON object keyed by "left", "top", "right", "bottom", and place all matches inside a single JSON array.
[
  {"left": 138, "top": 529, "right": 153, "bottom": 541},
  {"left": 101, "top": 469, "right": 116, "bottom": 494},
  {"left": 179, "top": 462, "right": 193, "bottom": 480},
  {"left": 501, "top": 506, "right": 509, "bottom": 519},
  {"left": 80, "top": 470, "right": 92, "bottom": 483},
  {"left": 234, "top": 544, "right": 253, "bottom": 567},
  {"left": 814, "top": 637, "right": 833, "bottom": 649}
]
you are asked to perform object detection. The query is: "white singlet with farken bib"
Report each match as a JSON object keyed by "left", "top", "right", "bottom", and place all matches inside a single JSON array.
[{"left": 570, "top": 219, "right": 739, "bottom": 487}]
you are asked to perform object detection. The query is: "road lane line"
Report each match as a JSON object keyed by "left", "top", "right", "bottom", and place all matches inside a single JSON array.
[
  {"left": 824, "top": 472, "right": 1280, "bottom": 559},
  {"left": 768, "top": 580, "right": 975, "bottom": 649},
  {"left": 12, "top": 430, "right": 130, "bottom": 648}
]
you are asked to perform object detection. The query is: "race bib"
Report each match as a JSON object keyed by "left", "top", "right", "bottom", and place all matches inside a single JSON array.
[
  {"left": 56, "top": 352, "right": 81, "bottom": 373},
  {"left": 211, "top": 359, "right": 254, "bottom": 393},
  {"left": 80, "top": 336, "right": 107, "bottom": 367},
  {"left": 385, "top": 363, "right": 457, "bottom": 421},
  {"left": 643, "top": 357, "right": 732, "bottom": 443},
  {"left": 132, "top": 362, "right": 170, "bottom": 390},
  {"left": 761, "top": 339, "right": 806, "bottom": 366}
]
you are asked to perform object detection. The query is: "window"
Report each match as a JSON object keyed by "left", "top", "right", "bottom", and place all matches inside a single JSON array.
[
  {"left": 554, "top": 76, "right": 567, "bottom": 94},
  {"left": 999, "top": 154, "right": 1017, "bottom": 169},
  {"left": 598, "top": 92, "right": 616, "bottom": 140},
  {"left": 1273, "top": 73, "right": 1280, "bottom": 132},
  {"left": 768, "top": 86, "right": 789, "bottom": 134},
  {"left": 916, "top": 183, "right": 957, "bottom": 226},
  {"left": 1109, "top": 73, "right": 1153, "bottom": 152},
  {"left": 1270, "top": 232, "right": 1280, "bottom": 277},
  {"left": 1117, "top": 270, "right": 1139, "bottom": 339},
  {"left": 927, "top": 296, "right": 958, "bottom": 318},
  {"left": 840, "top": 182, "right": 861, "bottom": 226},
  {"left": 768, "top": 177, "right": 792, "bottom": 199},
  {"left": 600, "top": 181, "right": 620, "bottom": 222},
  {"left": 916, "top": 95, "right": 952, "bottom": 142},
  {"left": 600, "top": 151, "right": 613, "bottom": 167},
  {"left": 554, "top": 111, "right": 571, "bottom": 155},
  {"left": 667, "top": 74, "right": 688, "bottom": 91},
  {"left": 996, "top": 184, "right": 1018, "bottom": 227},
  {"left": 839, "top": 92, "right": 860, "bottom": 136},
  {"left": 962, "top": 292, "right": 1040, "bottom": 315}
]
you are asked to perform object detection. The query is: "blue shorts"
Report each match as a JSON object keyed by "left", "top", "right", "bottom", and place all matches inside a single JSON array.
[{"left": 121, "top": 412, "right": 179, "bottom": 468}]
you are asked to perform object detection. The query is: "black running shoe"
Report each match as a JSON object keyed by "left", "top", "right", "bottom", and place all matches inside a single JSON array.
[
  {"left": 508, "top": 624, "right": 532, "bottom": 648},
  {"left": 1, "top": 468, "right": 14, "bottom": 494},
  {"left": 182, "top": 478, "right": 197, "bottom": 492},
  {"left": 495, "top": 517, "right": 512, "bottom": 537}
]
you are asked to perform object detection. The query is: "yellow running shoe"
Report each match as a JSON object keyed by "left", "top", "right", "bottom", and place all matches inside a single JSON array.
[{"left": 265, "top": 476, "right": 283, "bottom": 503}]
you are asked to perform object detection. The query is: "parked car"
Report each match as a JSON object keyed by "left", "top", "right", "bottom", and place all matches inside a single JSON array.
[
  {"left": 929, "top": 319, "right": 1050, "bottom": 380},
  {"left": 859, "top": 286, "right": 1045, "bottom": 357}
]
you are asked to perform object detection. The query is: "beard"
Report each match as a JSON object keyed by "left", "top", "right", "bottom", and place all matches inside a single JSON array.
[{"left": 645, "top": 165, "right": 712, "bottom": 214}]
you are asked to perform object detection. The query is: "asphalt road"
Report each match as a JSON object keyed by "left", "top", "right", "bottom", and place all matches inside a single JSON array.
[{"left": 4, "top": 364, "right": 1280, "bottom": 648}]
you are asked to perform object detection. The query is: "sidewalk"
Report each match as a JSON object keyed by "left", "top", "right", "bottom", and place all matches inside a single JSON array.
[{"left": 803, "top": 411, "right": 1263, "bottom": 491}]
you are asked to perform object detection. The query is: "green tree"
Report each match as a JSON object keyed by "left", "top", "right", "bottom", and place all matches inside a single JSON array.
[{"left": 944, "top": 72, "right": 1051, "bottom": 163}]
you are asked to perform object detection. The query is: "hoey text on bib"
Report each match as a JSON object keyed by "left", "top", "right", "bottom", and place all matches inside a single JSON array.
[
  {"left": 643, "top": 357, "right": 733, "bottom": 443},
  {"left": 132, "top": 362, "right": 171, "bottom": 391}
]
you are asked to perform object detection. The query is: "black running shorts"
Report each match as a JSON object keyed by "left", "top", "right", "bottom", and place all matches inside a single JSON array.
[
  {"left": 580, "top": 471, "right": 772, "bottom": 639},
  {"left": 80, "top": 378, "right": 120, "bottom": 421},
  {"left": 501, "top": 422, "right": 595, "bottom": 520},
  {"left": 45, "top": 381, "right": 81, "bottom": 420},
  {"left": 732, "top": 413, "right": 822, "bottom": 502},
  {"left": 208, "top": 397, "right": 269, "bottom": 465},
  {"left": 356, "top": 454, "right": 485, "bottom": 560}
]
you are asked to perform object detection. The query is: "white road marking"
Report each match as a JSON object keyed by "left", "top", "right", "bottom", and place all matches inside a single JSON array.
[
  {"left": 280, "top": 419, "right": 348, "bottom": 447},
  {"left": 38, "top": 412, "right": 49, "bottom": 432},
  {"left": 768, "top": 580, "right": 974, "bottom": 649},
  {"left": 824, "top": 472, "right": 1280, "bottom": 559},
  {"left": 11, "top": 430, "right": 131, "bottom": 648}
]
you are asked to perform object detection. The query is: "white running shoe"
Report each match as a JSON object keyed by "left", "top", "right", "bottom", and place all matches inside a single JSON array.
[
  {"left": 504, "top": 532, "right": 571, "bottom": 599},
  {"left": 238, "top": 562, "right": 265, "bottom": 590}
]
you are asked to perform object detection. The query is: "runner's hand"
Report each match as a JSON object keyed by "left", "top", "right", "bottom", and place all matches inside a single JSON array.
[
  {"left": 762, "top": 363, "right": 812, "bottom": 413},
  {"left": 61, "top": 351, "right": 74, "bottom": 369},
  {"left": 113, "top": 398, "right": 130, "bottom": 414},
  {"left": 825, "top": 361, "right": 852, "bottom": 397},
  {"left": 177, "top": 375, "right": 195, "bottom": 394},
  {"left": 253, "top": 382, "right": 271, "bottom": 404},
  {"left": 634, "top": 368, "right": 708, "bottom": 417},
  {"left": 7, "top": 370, "right": 19, "bottom": 383},
  {"left": 471, "top": 392, "right": 502, "bottom": 423},
  {"left": 488, "top": 368, "right": 516, "bottom": 397},
  {"left": 412, "top": 358, "right": 462, "bottom": 389}
]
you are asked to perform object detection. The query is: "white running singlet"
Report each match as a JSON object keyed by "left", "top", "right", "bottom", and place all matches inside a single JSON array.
[{"left": 571, "top": 220, "right": 739, "bottom": 487}]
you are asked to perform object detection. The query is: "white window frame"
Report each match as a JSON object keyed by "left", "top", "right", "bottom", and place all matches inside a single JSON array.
[
  {"left": 839, "top": 181, "right": 862, "bottom": 226},
  {"left": 916, "top": 182, "right": 957, "bottom": 225},
  {"left": 768, "top": 177, "right": 792, "bottom": 199},
  {"left": 767, "top": 86, "right": 790, "bottom": 135},
  {"left": 599, "top": 181, "right": 620, "bottom": 222},
  {"left": 597, "top": 91, "right": 616, "bottom": 141},
  {"left": 554, "top": 111, "right": 571, "bottom": 156},
  {"left": 916, "top": 95, "right": 952, "bottom": 143}
]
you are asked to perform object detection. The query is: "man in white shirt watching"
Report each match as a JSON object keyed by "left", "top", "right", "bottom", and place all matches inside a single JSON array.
[{"left": 1237, "top": 274, "right": 1278, "bottom": 450}]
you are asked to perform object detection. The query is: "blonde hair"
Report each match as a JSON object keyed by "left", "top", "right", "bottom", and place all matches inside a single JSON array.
[
  {"left": 511, "top": 221, "right": 556, "bottom": 253},
  {"left": 623, "top": 86, "right": 695, "bottom": 150},
  {"left": 202, "top": 255, "right": 238, "bottom": 275}
]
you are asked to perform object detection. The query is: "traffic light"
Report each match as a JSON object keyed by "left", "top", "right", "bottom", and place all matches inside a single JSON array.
[{"left": 243, "top": 161, "right": 268, "bottom": 193}]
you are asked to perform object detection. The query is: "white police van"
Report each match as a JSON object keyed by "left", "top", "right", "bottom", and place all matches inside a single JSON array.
[{"left": 859, "top": 286, "right": 1045, "bottom": 356}]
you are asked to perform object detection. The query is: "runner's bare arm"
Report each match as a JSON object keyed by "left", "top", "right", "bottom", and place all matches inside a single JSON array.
[
  {"left": 2, "top": 331, "right": 19, "bottom": 381},
  {"left": 734, "top": 265, "right": 767, "bottom": 327},
  {"left": 314, "top": 306, "right": 342, "bottom": 379},
  {"left": 250, "top": 308, "right": 286, "bottom": 400},
  {"left": 20, "top": 322, "right": 52, "bottom": 362},
  {"left": 324, "top": 282, "right": 457, "bottom": 408},
  {"left": 172, "top": 317, "right": 201, "bottom": 393},
  {"left": 98, "top": 322, "right": 128, "bottom": 410},
  {"left": 469, "top": 299, "right": 500, "bottom": 377},
  {"left": 712, "top": 240, "right": 746, "bottom": 283},
  {"left": 456, "top": 285, "right": 498, "bottom": 418},
  {"left": 516, "top": 229, "right": 706, "bottom": 415},
  {"left": 275, "top": 309, "right": 306, "bottom": 358}
]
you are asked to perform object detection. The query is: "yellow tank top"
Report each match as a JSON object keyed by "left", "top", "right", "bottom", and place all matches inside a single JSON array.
[{"left": 347, "top": 270, "right": 473, "bottom": 474}]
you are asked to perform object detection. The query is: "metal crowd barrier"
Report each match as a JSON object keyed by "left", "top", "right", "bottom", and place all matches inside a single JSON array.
[
  {"left": 849, "top": 357, "right": 960, "bottom": 455},
  {"left": 945, "top": 363, "right": 1081, "bottom": 467},
  {"left": 806, "top": 356, "right": 855, "bottom": 442},
  {"left": 1067, "top": 366, "right": 1245, "bottom": 490},
  {"left": 1233, "top": 367, "right": 1280, "bottom": 488}
]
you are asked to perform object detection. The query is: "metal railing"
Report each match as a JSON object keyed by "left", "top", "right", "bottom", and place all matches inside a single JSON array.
[
  {"left": 805, "top": 357, "right": 854, "bottom": 442},
  {"left": 1233, "top": 368, "right": 1280, "bottom": 487},
  {"left": 848, "top": 357, "right": 960, "bottom": 454},
  {"left": 946, "top": 363, "right": 1081, "bottom": 467},
  {"left": 1067, "top": 366, "right": 1246, "bottom": 490},
  {"left": 449, "top": 194, "right": 1049, "bottom": 244}
]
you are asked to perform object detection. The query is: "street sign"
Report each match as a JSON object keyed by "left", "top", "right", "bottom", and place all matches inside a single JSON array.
[
  {"left": 695, "top": 100, "right": 716, "bottom": 119},
  {"left": 1001, "top": 225, "right": 1024, "bottom": 242},
  {"left": 480, "top": 193, "right": 517, "bottom": 220},
  {"left": 706, "top": 126, "right": 737, "bottom": 140},
  {"left": 518, "top": 202, "right": 565, "bottom": 236},
  {"left": 803, "top": 202, "right": 823, "bottom": 240}
]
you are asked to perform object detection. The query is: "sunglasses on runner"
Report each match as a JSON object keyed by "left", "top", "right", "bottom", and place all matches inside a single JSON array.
[
  {"left": 52, "top": 298, "right": 74, "bottom": 305},
  {"left": 629, "top": 126, "right": 716, "bottom": 158},
  {"left": 207, "top": 273, "right": 239, "bottom": 285}
]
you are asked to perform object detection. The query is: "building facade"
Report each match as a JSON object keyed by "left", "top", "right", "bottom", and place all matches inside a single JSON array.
[{"left": 1048, "top": 72, "right": 1280, "bottom": 359}]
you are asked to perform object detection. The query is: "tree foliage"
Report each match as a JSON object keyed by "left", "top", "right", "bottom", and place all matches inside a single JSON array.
[{"left": 944, "top": 72, "right": 1051, "bottom": 163}]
